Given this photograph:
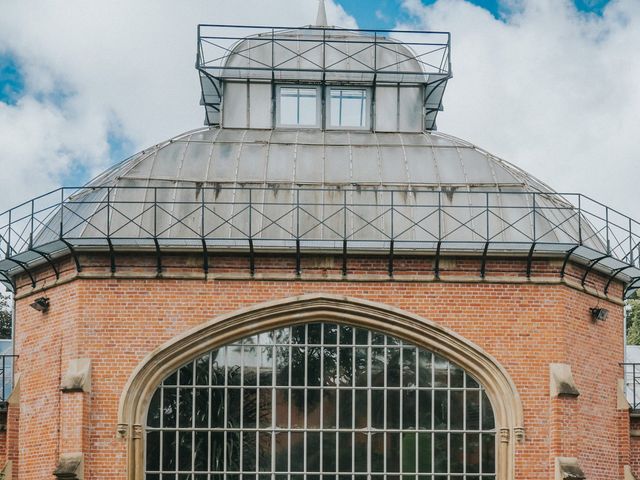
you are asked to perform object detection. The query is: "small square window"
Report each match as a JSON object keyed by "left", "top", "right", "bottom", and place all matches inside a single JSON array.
[
  {"left": 329, "top": 88, "right": 368, "bottom": 129},
  {"left": 278, "top": 87, "right": 319, "bottom": 127}
]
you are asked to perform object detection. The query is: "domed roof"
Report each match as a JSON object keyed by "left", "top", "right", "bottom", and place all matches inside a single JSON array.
[{"left": 35, "top": 127, "right": 602, "bottom": 253}]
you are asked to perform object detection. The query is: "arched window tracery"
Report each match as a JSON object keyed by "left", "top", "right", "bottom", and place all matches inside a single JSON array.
[{"left": 144, "top": 322, "right": 497, "bottom": 479}]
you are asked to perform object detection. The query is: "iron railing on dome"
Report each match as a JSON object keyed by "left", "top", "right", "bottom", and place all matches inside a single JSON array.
[
  {"left": 0, "top": 355, "right": 17, "bottom": 404},
  {"left": 1, "top": 186, "right": 640, "bottom": 296},
  {"left": 197, "top": 25, "right": 451, "bottom": 81},
  {"left": 622, "top": 363, "right": 640, "bottom": 412}
]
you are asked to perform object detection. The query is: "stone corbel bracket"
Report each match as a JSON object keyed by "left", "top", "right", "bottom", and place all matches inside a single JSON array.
[
  {"left": 550, "top": 363, "right": 580, "bottom": 398},
  {"left": 0, "top": 460, "right": 12, "bottom": 480},
  {"left": 555, "top": 457, "right": 585, "bottom": 480},
  {"left": 60, "top": 359, "right": 91, "bottom": 393},
  {"left": 53, "top": 453, "right": 84, "bottom": 480}
]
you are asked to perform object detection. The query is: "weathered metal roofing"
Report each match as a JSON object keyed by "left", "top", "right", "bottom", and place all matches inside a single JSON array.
[{"left": 34, "top": 127, "right": 601, "bottom": 251}]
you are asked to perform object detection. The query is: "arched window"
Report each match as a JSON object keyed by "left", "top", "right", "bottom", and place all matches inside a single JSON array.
[{"left": 144, "top": 322, "right": 496, "bottom": 479}]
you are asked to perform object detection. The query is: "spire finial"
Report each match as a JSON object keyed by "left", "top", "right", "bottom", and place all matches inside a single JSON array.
[{"left": 316, "top": 0, "right": 328, "bottom": 26}]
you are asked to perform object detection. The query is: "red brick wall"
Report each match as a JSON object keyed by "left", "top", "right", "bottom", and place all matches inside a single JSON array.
[{"left": 11, "top": 253, "right": 626, "bottom": 479}]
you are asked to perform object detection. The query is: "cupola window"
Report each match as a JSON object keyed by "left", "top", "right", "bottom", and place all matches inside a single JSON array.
[
  {"left": 328, "top": 88, "right": 369, "bottom": 129},
  {"left": 278, "top": 86, "right": 320, "bottom": 127}
]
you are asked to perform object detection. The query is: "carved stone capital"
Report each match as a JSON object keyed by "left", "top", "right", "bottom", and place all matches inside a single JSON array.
[
  {"left": 514, "top": 427, "right": 525, "bottom": 442},
  {"left": 132, "top": 424, "right": 143, "bottom": 440},
  {"left": 116, "top": 423, "right": 129, "bottom": 439},
  {"left": 499, "top": 428, "right": 510, "bottom": 443}
]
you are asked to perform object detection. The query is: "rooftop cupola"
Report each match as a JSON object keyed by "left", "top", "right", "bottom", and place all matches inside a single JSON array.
[{"left": 196, "top": 9, "right": 452, "bottom": 131}]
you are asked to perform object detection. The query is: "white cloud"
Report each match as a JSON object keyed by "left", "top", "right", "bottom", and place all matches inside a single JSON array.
[
  {"left": 0, "top": 0, "right": 355, "bottom": 210},
  {"left": 1, "top": 0, "right": 639, "bottom": 219},
  {"left": 399, "top": 0, "right": 640, "bottom": 213}
]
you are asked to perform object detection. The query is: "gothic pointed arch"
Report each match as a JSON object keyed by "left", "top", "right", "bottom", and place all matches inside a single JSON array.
[{"left": 118, "top": 293, "right": 524, "bottom": 480}]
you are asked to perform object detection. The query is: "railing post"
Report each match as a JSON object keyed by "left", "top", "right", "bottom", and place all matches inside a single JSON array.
[
  {"left": 606, "top": 206, "right": 610, "bottom": 254},
  {"left": 59, "top": 188, "right": 65, "bottom": 239},
  {"left": 578, "top": 195, "right": 582, "bottom": 245},
  {"left": 154, "top": 188, "right": 158, "bottom": 238},
  {"left": 249, "top": 188, "right": 252, "bottom": 240},
  {"left": 7, "top": 209, "right": 11, "bottom": 257},
  {"left": 486, "top": 192, "right": 490, "bottom": 242},
  {"left": 532, "top": 192, "right": 536, "bottom": 242},
  {"left": 390, "top": 190, "right": 394, "bottom": 241},
  {"left": 635, "top": 364, "right": 638, "bottom": 410},
  {"left": 30, "top": 198, "right": 35, "bottom": 249},
  {"left": 438, "top": 191, "right": 442, "bottom": 242},
  {"left": 629, "top": 217, "right": 634, "bottom": 265},
  {"left": 106, "top": 187, "right": 111, "bottom": 238}
]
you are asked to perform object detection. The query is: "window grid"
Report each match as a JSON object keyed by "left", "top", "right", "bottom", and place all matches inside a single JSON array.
[
  {"left": 146, "top": 323, "right": 497, "bottom": 480},
  {"left": 329, "top": 89, "right": 367, "bottom": 128},
  {"left": 279, "top": 87, "right": 318, "bottom": 127}
]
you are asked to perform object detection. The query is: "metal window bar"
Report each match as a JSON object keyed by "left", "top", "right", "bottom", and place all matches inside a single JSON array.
[
  {"left": 144, "top": 323, "right": 496, "bottom": 478},
  {"left": 0, "top": 355, "right": 17, "bottom": 403},
  {"left": 622, "top": 363, "right": 640, "bottom": 412}
]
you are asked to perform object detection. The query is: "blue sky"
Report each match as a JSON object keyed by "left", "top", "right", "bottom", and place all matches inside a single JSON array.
[
  {"left": 338, "top": 0, "right": 611, "bottom": 28},
  {"left": 1, "top": 0, "right": 637, "bottom": 216}
]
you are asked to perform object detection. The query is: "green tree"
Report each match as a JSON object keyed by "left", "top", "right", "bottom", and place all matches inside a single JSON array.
[
  {"left": 0, "top": 294, "right": 11, "bottom": 340},
  {"left": 627, "top": 292, "right": 640, "bottom": 345}
]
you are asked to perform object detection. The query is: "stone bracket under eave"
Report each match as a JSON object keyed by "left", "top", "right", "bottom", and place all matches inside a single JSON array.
[
  {"left": 0, "top": 460, "right": 12, "bottom": 480},
  {"left": 53, "top": 453, "right": 83, "bottom": 480},
  {"left": 550, "top": 363, "right": 580, "bottom": 398},
  {"left": 60, "top": 359, "right": 91, "bottom": 393},
  {"left": 555, "top": 457, "right": 585, "bottom": 480}
]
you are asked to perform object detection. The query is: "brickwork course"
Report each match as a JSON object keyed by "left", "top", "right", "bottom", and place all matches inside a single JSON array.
[{"left": 0, "top": 252, "right": 634, "bottom": 479}]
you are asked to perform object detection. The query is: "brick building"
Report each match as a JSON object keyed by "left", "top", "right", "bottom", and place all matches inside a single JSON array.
[{"left": 1, "top": 3, "right": 640, "bottom": 479}]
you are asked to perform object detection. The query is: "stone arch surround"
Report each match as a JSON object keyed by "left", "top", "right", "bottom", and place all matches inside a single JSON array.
[{"left": 117, "top": 293, "right": 525, "bottom": 480}]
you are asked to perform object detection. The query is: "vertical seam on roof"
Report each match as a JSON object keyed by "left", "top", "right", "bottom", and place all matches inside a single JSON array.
[
  {"left": 456, "top": 146, "right": 479, "bottom": 242},
  {"left": 258, "top": 129, "right": 275, "bottom": 239},
  {"left": 203, "top": 128, "right": 221, "bottom": 183},
  {"left": 290, "top": 130, "right": 300, "bottom": 236},
  {"left": 229, "top": 129, "right": 249, "bottom": 238},
  {"left": 166, "top": 135, "right": 191, "bottom": 238},
  {"left": 485, "top": 148, "right": 507, "bottom": 243}
]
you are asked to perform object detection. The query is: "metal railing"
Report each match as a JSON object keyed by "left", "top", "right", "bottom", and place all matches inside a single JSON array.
[
  {"left": 1, "top": 186, "right": 640, "bottom": 295},
  {"left": 622, "top": 363, "right": 640, "bottom": 412},
  {"left": 0, "top": 355, "right": 17, "bottom": 404},
  {"left": 197, "top": 24, "right": 452, "bottom": 81}
]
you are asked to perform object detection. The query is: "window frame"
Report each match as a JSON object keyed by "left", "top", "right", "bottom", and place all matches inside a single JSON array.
[
  {"left": 276, "top": 85, "right": 322, "bottom": 129},
  {"left": 326, "top": 86, "right": 371, "bottom": 131}
]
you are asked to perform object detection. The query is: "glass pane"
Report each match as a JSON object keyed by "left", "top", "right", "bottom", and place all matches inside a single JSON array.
[
  {"left": 145, "top": 322, "right": 497, "bottom": 479},
  {"left": 280, "top": 87, "right": 317, "bottom": 126},
  {"left": 330, "top": 89, "right": 367, "bottom": 127}
]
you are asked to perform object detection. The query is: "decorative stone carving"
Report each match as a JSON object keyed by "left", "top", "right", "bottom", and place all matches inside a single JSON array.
[
  {"left": 550, "top": 363, "right": 580, "bottom": 398},
  {"left": 53, "top": 453, "right": 83, "bottom": 480},
  {"left": 60, "top": 359, "right": 91, "bottom": 393},
  {"left": 116, "top": 423, "right": 128, "bottom": 439},
  {"left": 0, "top": 460, "right": 12, "bottom": 480},
  {"left": 514, "top": 427, "right": 525, "bottom": 442},
  {"left": 132, "top": 424, "right": 143, "bottom": 440},
  {"left": 554, "top": 457, "right": 585, "bottom": 480},
  {"left": 499, "top": 428, "right": 510, "bottom": 443}
]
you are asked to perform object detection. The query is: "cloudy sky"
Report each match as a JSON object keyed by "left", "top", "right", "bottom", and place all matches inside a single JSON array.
[{"left": 0, "top": 0, "right": 638, "bottom": 216}]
